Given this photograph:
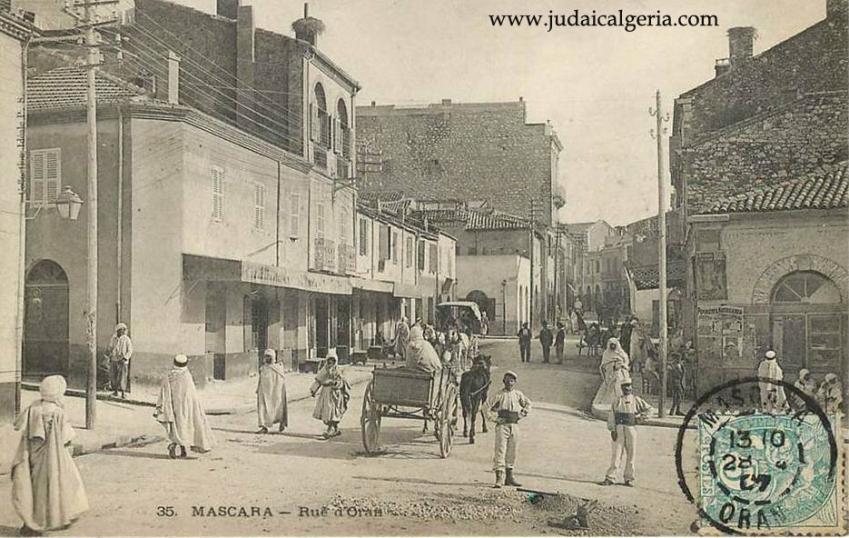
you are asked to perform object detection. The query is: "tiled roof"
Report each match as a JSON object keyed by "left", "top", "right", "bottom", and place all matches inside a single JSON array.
[
  {"left": 705, "top": 162, "right": 848, "bottom": 214},
  {"left": 27, "top": 67, "right": 149, "bottom": 112},
  {"left": 415, "top": 207, "right": 470, "bottom": 225},
  {"left": 627, "top": 260, "right": 686, "bottom": 291},
  {"left": 466, "top": 210, "right": 529, "bottom": 231}
]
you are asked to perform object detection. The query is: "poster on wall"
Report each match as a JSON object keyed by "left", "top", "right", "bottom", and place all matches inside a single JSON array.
[{"left": 697, "top": 306, "right": 746, "bottom": 364}]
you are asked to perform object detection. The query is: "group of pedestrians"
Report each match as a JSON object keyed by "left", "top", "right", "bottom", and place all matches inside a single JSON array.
[
  {"left": 516, "top": 320, "right": 567, "bottom": 363},
  {"left": 757, "top": 350, "right": 844, "bottom": 415}
]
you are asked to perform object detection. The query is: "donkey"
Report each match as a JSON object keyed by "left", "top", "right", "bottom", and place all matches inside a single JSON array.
[{"left": 460, "top": 355, "right": 492, "bottom": 444}]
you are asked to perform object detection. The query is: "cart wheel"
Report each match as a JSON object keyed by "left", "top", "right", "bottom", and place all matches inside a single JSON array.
[
  {"left": 438, "top": 383, "right": 458, "bottom": 458},
  {"left": 361, "top": 380, "right": 382, "bottom": 455}
]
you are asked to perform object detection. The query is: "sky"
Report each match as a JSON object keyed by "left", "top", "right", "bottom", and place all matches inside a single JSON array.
[{"left": 172, "top": 0, "right": 824, "bottom": 226}]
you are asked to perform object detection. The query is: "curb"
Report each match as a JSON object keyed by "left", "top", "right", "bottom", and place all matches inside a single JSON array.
[
  {"left": 72, "top": 433, "right": 164, "bottom": 458},
  {"left": 22, "top": 382, "right": 155, "bottom": 407},
  {"left": 589, "top": 383, "right": 696, "bottom": 430}
]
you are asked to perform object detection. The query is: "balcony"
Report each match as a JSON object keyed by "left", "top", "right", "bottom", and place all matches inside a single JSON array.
[
  {"left": 314, "top": 237, "right": 336, "bottom": 272},
  {"left": 337, "top": 244, "right": 357, "bottom": 275}
]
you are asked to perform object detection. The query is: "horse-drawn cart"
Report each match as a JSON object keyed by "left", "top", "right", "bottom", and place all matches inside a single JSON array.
[{"left": 360, "top": 367, "right": 458, "bottom": 458}]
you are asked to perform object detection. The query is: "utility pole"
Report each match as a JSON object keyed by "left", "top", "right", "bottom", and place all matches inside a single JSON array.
[
  {"left": 60, "top": 0, "right": 118, "bottom": 429},
  {"left": 650, "top": 90, "right": 669, "bottom": 419},
  {"left": 528, "top": 199, "right": 537, "bottom": 331}
]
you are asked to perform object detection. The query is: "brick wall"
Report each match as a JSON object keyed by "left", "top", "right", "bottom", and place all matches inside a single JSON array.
[
  {"left": 356, "top": 101, "right": 558, "bottom": 225},
  {"left": 685, "top": 93, "right": 848, "bottom": 212}
]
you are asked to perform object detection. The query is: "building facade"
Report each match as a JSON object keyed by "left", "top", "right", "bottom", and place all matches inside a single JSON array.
[
  {"left": 356, "top": 99, "right": 564, "bottom": 226},
  {"left": 670, "top": 1, "right": 849, "bottom": 396},
  {"left": 456, "top": 255, "right": 530, "bottom": 336},
  {"left": 0, "top": 10, "right": 33, "bottom": 424}
]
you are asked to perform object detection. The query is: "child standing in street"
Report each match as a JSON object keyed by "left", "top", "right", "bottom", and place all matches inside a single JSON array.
[{"left": 489, "top": 371, "right": 531, "bottom": 488}]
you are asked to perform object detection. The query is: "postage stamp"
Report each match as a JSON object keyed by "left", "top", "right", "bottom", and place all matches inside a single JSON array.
[{"left": 676, "top": 377, "right": 843, "bottom": 535}]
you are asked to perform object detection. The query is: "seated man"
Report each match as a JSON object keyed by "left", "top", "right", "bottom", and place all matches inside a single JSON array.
[{"left": 405, "top": 326, "right": 442, "bottom": 374}]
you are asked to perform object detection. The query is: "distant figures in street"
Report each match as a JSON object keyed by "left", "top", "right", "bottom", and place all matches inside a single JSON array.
[
  {"left": 12, "top": 376, "right": 89, "bottom": 536},
  {"left": 791, "top": 368, "right": 817, "bottom": 411},
  {"left": 538, "top": 321, "right": 553, "bottom": 363},
  {"left": 256, "top": 349, "right": 288, "bottom": 434},
  {"left": 154, "top": 354, "right": 216, "bottom": 458},
  {"left": 618, "top": 317, "right": 634, "bottom": 361},
  {"left": 817, "top": 373, "right": 843, "bottom": 414},
  {"left": 310, "top": 353, "right": 351, "bottom": 439},
  {"left": 667, "top": 352, "right": 686, "bottom": 416},
  {"left": 107, "top": 322, "right": 133, "bottom": 399},
  {"left": 554, "top": 322, "right": 566, "bottom": 364},
  {"left": 757, "top": 350, "right": 786, "bottom": 413},
  {"left": 394, "top": 316, "right": 410, "bottom": 361},
  {"left": 600, "top": 381, "right": 650, "bottom": 487},
  {"left": 517, "top": 322, "right": 532, "bottom": 363}
]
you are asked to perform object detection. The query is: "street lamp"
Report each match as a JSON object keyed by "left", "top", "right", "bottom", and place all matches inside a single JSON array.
[{"left": 54, "top": 186, "right": 84, "bottom": 221}]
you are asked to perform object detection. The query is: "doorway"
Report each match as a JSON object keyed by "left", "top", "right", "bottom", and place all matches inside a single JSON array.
[
  {"left": 206, "top": 283, "right": 226, "bottom": 380},
  {"left": 314, "top": 296, "right": 329, "bottom": 357},
  {"left": 24, "top": 260, "right": 69, "bottom": 376}
]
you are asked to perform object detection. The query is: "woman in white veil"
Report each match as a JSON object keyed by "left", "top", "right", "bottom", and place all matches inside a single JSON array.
[{"left": 599, "top": 337, "right": 632, "bottom": 405}]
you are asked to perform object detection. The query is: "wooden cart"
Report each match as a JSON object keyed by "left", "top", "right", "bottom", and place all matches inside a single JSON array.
[{"left": 360, "top": 367, "right": 458, "bottom": 458}]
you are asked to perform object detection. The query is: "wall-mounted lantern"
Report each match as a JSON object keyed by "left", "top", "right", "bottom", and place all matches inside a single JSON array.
[{"left": 54, "top": 186, "right": 84, "bottom": 220}]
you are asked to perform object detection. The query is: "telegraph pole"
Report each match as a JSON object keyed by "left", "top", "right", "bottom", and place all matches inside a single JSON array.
[
  {"left": 528, "top": 199, "right": 537, "bottom": 331},
  {"left": 650, "top": 90, "right": 669, "bottom": 418}
]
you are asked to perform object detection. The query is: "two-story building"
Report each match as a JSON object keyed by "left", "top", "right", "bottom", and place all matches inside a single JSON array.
[{"left": 23, "top": 0, "right": 365, "bottom": 386}]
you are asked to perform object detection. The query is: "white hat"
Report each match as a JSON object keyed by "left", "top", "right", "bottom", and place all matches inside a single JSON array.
[
  {"left": 173, "top": 354, "right": 189, "bottom": 366},
  {"left": 765, "top": 350, "right": 776, "bottom": 359},
  {"left": 115, "top": 322, "right": 128, "bottom": 332},
  {"left": 503, "top": 370, "right": 518, "bottom": 381},
  {"left": 40, "top": 375, "right": 67, "bottom": 403}
]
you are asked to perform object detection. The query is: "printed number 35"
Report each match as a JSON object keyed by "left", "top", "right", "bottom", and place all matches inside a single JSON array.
[{"left": 156, "top": 506, "right": 176, "bottom": 517}]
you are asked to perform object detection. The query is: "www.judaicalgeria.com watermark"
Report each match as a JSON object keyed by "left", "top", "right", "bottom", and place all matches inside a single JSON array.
[{"left": 489, "top": 10, "right": 719, "bottom": 32}]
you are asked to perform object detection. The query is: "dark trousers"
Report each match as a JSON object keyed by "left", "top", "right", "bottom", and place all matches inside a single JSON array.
[
  {"left": 519, "top": 342, "right": 531, "bottom": 362},
  {"left": 541, "top": 345, "right": 551, "bottom": 363},
  {"left": 670, "top": 386, "right": 683, "bottom": 413}
]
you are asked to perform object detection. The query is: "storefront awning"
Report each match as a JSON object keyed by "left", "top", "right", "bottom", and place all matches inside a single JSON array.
[
  {"left": 183, "top": 254, "right": 352, "bottom": 295},
  {"left": 350, "top": 277, "right": 394, "bottom": 294},
  {"left": 393, "top": 282, "right": 419, "bottom": 299}
]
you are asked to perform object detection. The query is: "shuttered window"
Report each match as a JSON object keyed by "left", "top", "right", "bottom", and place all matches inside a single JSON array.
[
  {"left": 391, "top": 231, "right": 399, "bottom": 264},
  {"left": 289, "top": 193, "right": 301, "bottom": 238},
  {"left": 358, "top": 218, "right": 368, "bottom": 256},
  {"left": 211, "top": 166, "right": 224, "bottom": 221},
  {"left": 378, "top": 224, "right": 390, "bottom": 261},
  {"left": 253, "top": 183, "right": 265, "bottom": 230},
  {"left": 30, "top": 149, "right": 61, "bottom": 206},
  {"left": 405, "top": 237, "right": 413, "bottom": 268},
  {"left": 429, "top": 243, "right": 438, "bottom": 273},
  {"left": 316, "top": 203, "right": 326, "bottom": 240}
]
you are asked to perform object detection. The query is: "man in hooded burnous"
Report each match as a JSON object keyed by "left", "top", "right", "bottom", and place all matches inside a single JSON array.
[
  {"left": 107, "top": 322, "right": 133, "bottom": 399},
  {"left": 256, "top": 349, "right": 288, "bottom": 434},
  {"left": 12, "top": 375, "right": 89, "bottom": 536},
  {"left": 154, "top": 354, "right": 216, "bottom": 458}
]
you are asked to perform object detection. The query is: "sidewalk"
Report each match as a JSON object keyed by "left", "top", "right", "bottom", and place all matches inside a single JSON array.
[
  {"left": 3, "top": 364, "right": 375, "bottom": 475},
  {"left": 589, "top": 371, "right": 696, "bottom": 430}
]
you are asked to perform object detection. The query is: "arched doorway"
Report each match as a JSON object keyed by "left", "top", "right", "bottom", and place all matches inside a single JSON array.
[
  {"left": 770, "top": 270, "right": 844, "bottom": 376},
  {"left": 466, "top": 290, "right": 494, "bottom": 321},
  {"left": 24, "top": 260, "right": 69, "bottom": 376}
]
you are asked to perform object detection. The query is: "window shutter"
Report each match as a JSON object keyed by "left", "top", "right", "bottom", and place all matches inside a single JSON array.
[
  {"left": 30, "top": 151, "right": 45, "bottom": 205},
  {"left": 334, "top": 117, "right": 342, "bottom": 154},
  {"left": 254, "top": 183, "right": 265, "bottom": 230},
  {"left": 211, "top": 167, "right": 224, "bottom": 220},
  {"left": 290, "top": 193, "right": 300, "bottom": 237},
  {"left": 310, "top": 103, "right": 318, "bottom": 142},
  {"left": 378, "top": 225, "right": 389, "bottom": 261},
  {"left": 45, "top": 150, "right": 60, "bottom": 203}
]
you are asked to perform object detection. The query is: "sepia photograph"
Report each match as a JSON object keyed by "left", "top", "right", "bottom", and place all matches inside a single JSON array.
[{"left": 0, "top": 0, "right": 846, "bottom": 535}]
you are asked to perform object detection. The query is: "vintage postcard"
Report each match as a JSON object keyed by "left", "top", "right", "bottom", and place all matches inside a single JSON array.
[{"left": 0, "top": 0, "right": 846, "bottom": 536}]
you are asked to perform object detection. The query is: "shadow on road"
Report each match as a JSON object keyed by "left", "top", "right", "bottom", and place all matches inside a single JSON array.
[
  {"left": 519, "top": 470, "right": 602, "bottom": 486},
  {"left": 352, "top": 476, "right": 481, "bottom": 488},
  {"left": 98, "top": 449, "right": 173, "bottom": 460}
]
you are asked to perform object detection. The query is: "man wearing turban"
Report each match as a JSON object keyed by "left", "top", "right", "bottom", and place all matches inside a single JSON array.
[{"left": 154, "top": 355, "right": 216, "bottom": 458}]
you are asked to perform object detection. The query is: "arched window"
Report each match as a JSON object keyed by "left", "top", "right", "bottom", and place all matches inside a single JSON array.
[
  {"left": 311, "top": 83, "right": 329, "bottom": 149},
  {"left": 336, "top": 99, "right": 350, "bottom": 158},
  {"left": 771, "top": 271, "right": 841, "bottom": 304}
]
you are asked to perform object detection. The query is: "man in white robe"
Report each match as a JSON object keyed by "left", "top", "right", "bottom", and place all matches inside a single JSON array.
[
  {"left": 107, "top": 322, "right": 133, "bottom": 398},
  {"left": 154, "top": 354, "right": 216, "bottom": 458},
  {"left": 757, "top": 350, "right": 786, "bottom": 413},
  {"left": 12, "top": 375, "right": 89, "bottom": 535},
  {"left": 256, "top": 349, "right": 288, "bottom": 433}
]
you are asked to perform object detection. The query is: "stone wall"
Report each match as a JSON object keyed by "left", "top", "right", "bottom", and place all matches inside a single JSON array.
[
  {"left": 680, "top": 14, "right": 848, "bottom": 140},
  {"left": 356, "top": 101, "right": 558, "bottom": 225},
  {"left": 685, "top": 93, "right": 848, "bottom": 212}
]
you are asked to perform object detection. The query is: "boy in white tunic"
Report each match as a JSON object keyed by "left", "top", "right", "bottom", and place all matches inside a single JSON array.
[
  {"left": 601, "top": 381, "right": 650, "bottom": 487},
  {"left": 488, "top": 370, "right": 531, "bottom": 488}
]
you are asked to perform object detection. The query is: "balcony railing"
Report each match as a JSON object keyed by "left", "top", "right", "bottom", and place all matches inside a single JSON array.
[
  {"left": 314, "top": 237, "right": 336, "bottom": 271},
  {"left": 337, "top": 244, "right": 357, "bottom": 275}
]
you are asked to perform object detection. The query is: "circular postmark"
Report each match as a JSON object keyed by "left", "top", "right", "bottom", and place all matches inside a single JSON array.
[{"left": 674, "top": 377, "right": 838, "bottom": 535}]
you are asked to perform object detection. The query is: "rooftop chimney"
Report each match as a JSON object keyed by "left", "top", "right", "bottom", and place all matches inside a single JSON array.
[
  {"left": 714, "top": 58, "right": 731, "bottom": 78},
  {"left": 216, "top": 0, "right": 239, "bottom": 20},
  {"left": 728, "top": 26, "right": 756, "bottom": 66},
  {"left": 292, "top": 3, "right": 324, "bottom": 47}
]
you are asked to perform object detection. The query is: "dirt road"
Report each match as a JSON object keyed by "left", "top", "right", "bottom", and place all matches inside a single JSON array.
[{"left": 0, "top": 338, "right": 698, "bottom": 536}]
